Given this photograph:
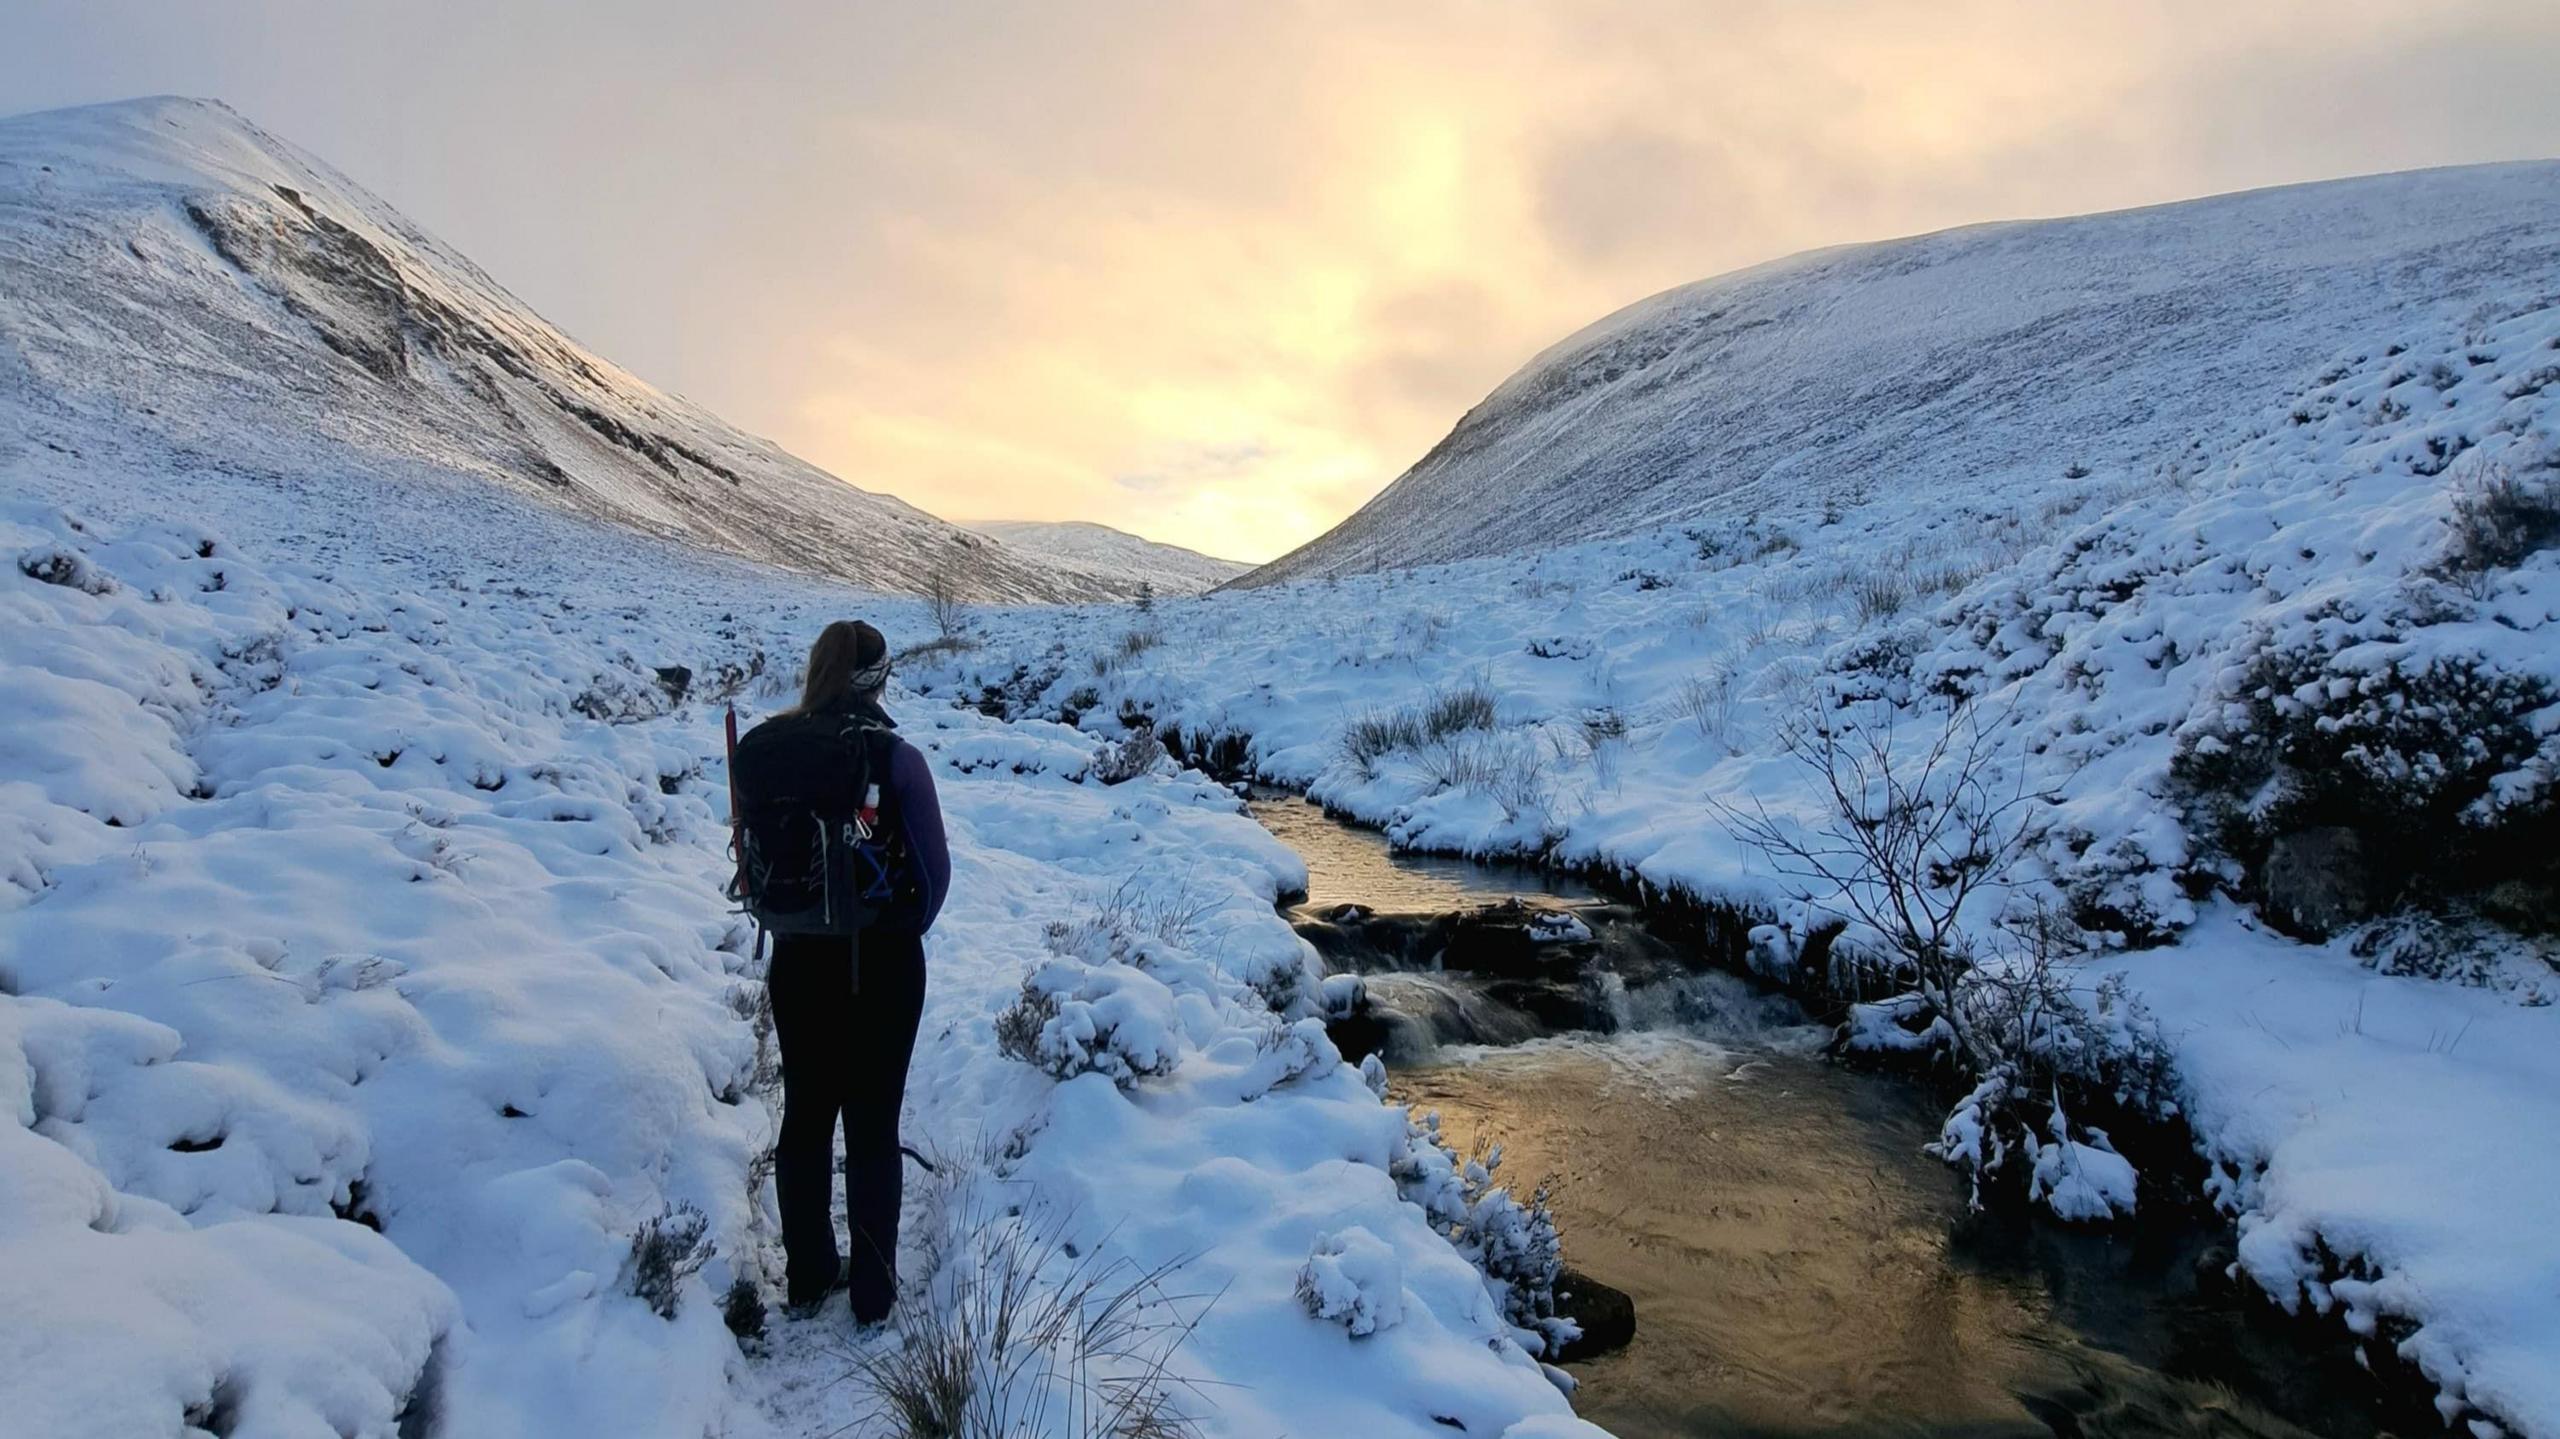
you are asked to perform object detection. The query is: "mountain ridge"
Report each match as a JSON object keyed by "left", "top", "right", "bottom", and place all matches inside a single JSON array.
[
  {"left": 0, "top": 95, "right": 1121, "bottom": 602},
  {"left": 1240, "top": 158, "right": 2560, "bottom": 586},
  {"left": 973, "top": 519, "right": 1249, "bottom": 594}
]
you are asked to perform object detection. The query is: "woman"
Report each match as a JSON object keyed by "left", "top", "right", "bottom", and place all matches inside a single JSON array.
[{"left": 767, "top": 619, "right": 949, "bottom": 1322}]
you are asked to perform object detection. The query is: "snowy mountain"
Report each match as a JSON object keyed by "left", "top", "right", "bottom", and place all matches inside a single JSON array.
[
  {"left": 0, "top": 96, "right": 1120, "bottom": 602},
  {"left": 973, "top": 519, "right": 1249, "bottom": 593},
  {"left": 1245, "top": 161, "right": 2560, "bottom": 584}
]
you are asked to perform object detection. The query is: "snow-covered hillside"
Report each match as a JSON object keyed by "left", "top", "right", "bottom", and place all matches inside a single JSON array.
[
  {"left": 0, "top": 96, "right": 1120, "bottom": 603},
  {"left": 1248, "top": 161, "right": 2560, "bottom": 584},
  {"left": 0, "top": 461, "right": 1609, "bottom": 1436},
  {"left": 975, "top": 519, "right": 1249, "bottom": 594},
  {"left": 0, "top": 179, "right": 1609, "bottom": 1437},
  {"left": 921, "top": 281, "right": 2560, "bottom": 1436}
]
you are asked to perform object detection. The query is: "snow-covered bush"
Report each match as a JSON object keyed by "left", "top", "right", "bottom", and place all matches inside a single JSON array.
[
  {"left": 993, "top": 963, "right": 1182, "bottom": 1088},
  {"left": 18, "top": 542, "right": 115, "bottom": 594},
  {"left": 1389, "top": 1112, "right": 1571, "bottom": 1353},
  {"left": 2022, "top": 1092, "right": 2139, "bottom": 1223},
  {"left": 993, "top": 880, "right": 1240, "bottom": 1087},
  {"left": 2172, "top": 630, "right": 2558, "bottom": 935},
  {"left": 1296, "top": 1226, "right": 1407, "bottom": 1337},
  {"left": 622, "top": 1200, "right": 712, "bottom": 1320},
  {"left": 1089, "top": 728, "right": 1167, "bottom": 785},
  {"left": 2437, "top": 458, "right": 2560, "bottom": 590}
]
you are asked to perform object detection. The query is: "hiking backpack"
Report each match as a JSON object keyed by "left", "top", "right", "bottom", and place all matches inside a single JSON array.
[{"left": 726, "top": 709, "right": 905, "bottom": 936}]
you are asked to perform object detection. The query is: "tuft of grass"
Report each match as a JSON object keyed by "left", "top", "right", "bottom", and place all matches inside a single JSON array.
[
  {"left": 1851, "top": 574, "right": 1910, "bottom": 624},
  {"left": 1420, "top": 682, "right": 1497, "bottom": 738},
  {"left": 1671, "top": 670, "right": 1739, "bottom": 753},
  {"left": 851, "top": 1197, "right": 1211, "bottom": 1439},
  {"left": 1338, "top": 681, "right": 1497, "bottom": 771}
]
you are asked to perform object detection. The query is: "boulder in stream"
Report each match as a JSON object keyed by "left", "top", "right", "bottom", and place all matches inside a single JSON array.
[{"left": 1550, "top": 1267, "right": 1636, "bottom": 1362}]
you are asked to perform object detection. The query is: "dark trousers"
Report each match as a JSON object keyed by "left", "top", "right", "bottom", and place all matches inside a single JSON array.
[{"left": 769, "top": 928, "right": 926, "bottom": 1320}]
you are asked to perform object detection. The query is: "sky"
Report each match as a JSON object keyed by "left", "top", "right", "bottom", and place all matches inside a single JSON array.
[{"left": 5, "top": 3, "right": 2558, "bottom": 563}]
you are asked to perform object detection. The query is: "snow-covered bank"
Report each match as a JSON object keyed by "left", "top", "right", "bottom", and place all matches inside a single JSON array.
[
  {"left": 0, "top": 462, "right": 1600, "bottom": 1436},
  {"left": 920, "top": 293, "right": 2560, "bottom": 1436}
]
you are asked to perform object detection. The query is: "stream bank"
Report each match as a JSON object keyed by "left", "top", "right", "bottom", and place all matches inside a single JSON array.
[{"left": 1249, "top": 790, "right": 2417, "bottom": 1439}]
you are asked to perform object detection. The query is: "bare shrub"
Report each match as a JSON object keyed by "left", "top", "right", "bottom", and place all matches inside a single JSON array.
[
  {"left": 928, "top": 556, "right": 969, "bottom": 639},
  {"left": 1117, "top": 629, "right": 1161, "bottom": 661},
  {"left": 1712, "top": 698, "right": 2049, "bottom": 1063}
]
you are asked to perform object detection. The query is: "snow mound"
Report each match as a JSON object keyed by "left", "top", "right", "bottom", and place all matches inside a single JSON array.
[{"left": 1297, "top": 1225, "right": 1409, "bottom": 1337}]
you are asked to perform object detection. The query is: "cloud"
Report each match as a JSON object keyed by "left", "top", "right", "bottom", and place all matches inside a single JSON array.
[{"left": 6, "top": 1, "right": 2555, "bottom": 562}]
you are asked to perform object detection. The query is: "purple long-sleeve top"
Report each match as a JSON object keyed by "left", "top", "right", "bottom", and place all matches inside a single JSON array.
[{"left": 884, "top": 739, "right": 950, "bottom": 936}]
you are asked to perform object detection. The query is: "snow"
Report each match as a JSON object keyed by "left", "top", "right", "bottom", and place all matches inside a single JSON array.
[
  {"left": 2119, "top": 911, "right": 2560, "bottom": 1432},
  {"left": 9, "top": 88, "right": 2560, "bottom": 1439},
  {"left": 2024, "top": 1095, "right": 2139, "bottom": 1224},
  {"left": 917, "top": 253, "right": 2560, "bottom": 1435},
  {"left": 973, "top": 519, "right": 1249, "bottom": 595},
  {"left": 0, "top": 478, "right": 1582, "bottom": 1434},
  {"left": 1297, "top": 1225, "right": 1408, "bottom": 1337}
]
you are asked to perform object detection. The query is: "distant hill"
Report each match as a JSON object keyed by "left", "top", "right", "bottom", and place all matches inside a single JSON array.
[
  {"left": 974, "top": 519, "right": 1249, "bottom": 594},
  {"left": 1242, "top": 160, "right": 2560, "bottom": 584},
  {"left": 0, "top": 96, "right": 1116, "bottom": 601}
]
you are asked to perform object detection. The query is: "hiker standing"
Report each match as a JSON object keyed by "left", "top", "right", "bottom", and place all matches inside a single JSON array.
[{"left": 731, "top": 620, "right": 949, "bottom": 1322}]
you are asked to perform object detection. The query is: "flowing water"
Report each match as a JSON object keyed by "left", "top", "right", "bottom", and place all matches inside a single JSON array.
[{"left": 1249, "top": 793, "right": 2384, "bottom": 1439}]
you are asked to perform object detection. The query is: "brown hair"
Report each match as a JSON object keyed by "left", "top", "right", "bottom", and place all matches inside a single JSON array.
[{"left": 786, "top": 619, "right": 888, "bottom": 717}]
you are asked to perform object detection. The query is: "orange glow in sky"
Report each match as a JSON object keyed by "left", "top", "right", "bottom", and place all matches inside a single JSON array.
[{"left": 13, "top": 1, "right": 2555, "bottom": 561}]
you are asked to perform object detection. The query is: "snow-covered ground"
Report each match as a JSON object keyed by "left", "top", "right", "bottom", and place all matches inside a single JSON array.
[
  {"left": 922, "top": 287, "right": 2560, "bottom": 1436},
  {"left": 0, "top": 431, "right": 1605, "bottom": 1437},
  {"left": 973, "top": 520, "right": 1249, "bottom": 596}
]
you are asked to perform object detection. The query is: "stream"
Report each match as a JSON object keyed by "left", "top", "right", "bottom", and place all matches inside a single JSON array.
[{"left": 1249, "top": 793, "right": 2384, "bottom": 1439}]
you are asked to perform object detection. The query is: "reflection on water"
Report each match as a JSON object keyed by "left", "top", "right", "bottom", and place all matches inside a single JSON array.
[
  {"left": 1401, "top": 1033, "right": 2374, "bottom": 1439},
  {"left": 1249, "top": 791, "right": 1596, "bottom": 912},
  {"left": 1250, "top": 792, "right": 2383, "bottom": 1439}
]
